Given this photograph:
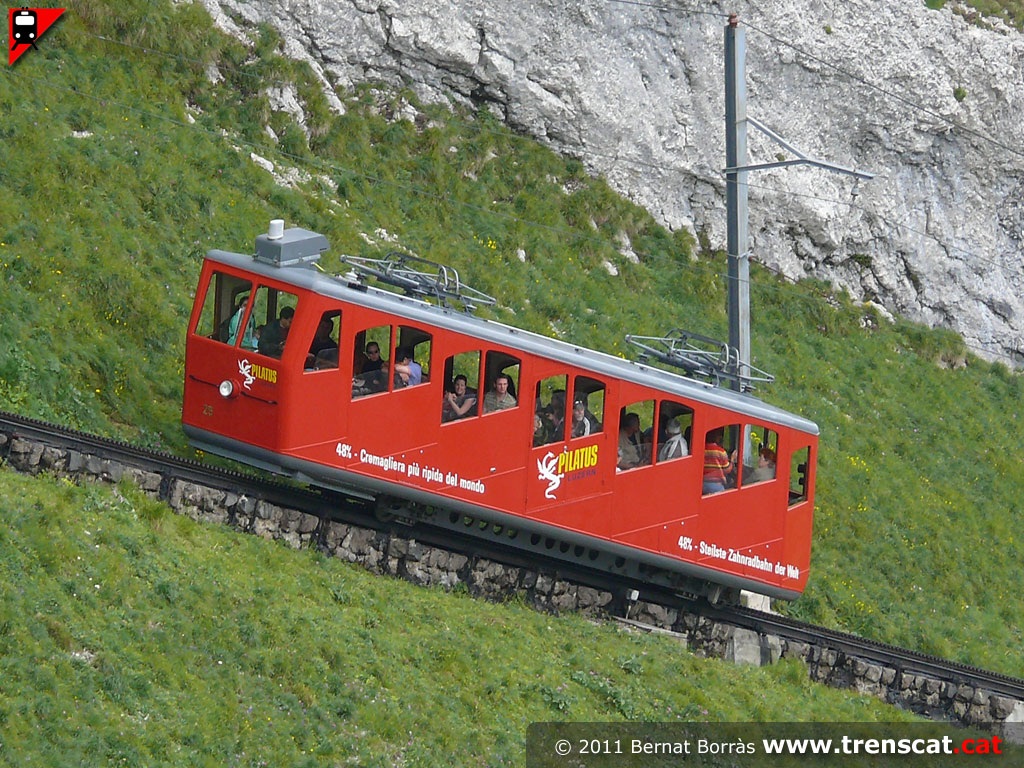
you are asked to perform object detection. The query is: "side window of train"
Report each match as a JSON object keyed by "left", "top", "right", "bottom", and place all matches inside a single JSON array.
[
  {"left": 304, "top": 310, "right": 342, "bottom": 371},
  {"left": 252, "top": 286, "right": 299, "bottom": 360},
  {"left": 653, "top": 400, "right": 694, "bottom": 465},
  {"left": 482, "top": 352, "right": 521, "bottom": 413},
  {"left": 617, "top": 399, "right": 653, "bottom": 471},
  {"left": 441, "top": 351, "right": 481, "bottom": 423},
  {"left": 352, "top": 324, "right": 392, "bottom": 398},
  {"left": 394, "top": 325, "right": 431, "bottom": 389},
  {"left": 738, "top": 425, "right": 778, "bottom": 487},
  {"left": 195, "top": 272, "right": 256, "bottom": 350},
  {"left": 570, "top": 376, "right": 605, "bottom": 439},
  {"left": 789, "top": 445, "right": 811, "bottom": 506},
  {"left": 534, "top": 375, "right": 568, "bottom": 446},
  {"left": 702, "top": 423, "right": 741, "bottom": 495}
]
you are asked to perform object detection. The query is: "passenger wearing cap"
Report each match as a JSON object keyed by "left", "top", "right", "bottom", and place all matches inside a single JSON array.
[
  {"left": 658, "top": 417, "right": 689, "bottom": 461},
  {"left": 570, "top": 397, "right": 595, "bottom": 438}
]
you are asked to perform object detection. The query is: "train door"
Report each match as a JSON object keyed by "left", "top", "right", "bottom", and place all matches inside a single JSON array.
[
  {"left": 428, "top": 345, "right": 530, "bottom": 513},
  {"left": 347, "top": 318, "right": 439, "bottom": 458},
  {"left": 612, "top": 395, "right": 700, "bottom": 557},
  {"left": 285, "top": 303, "right": 348, "bottom": 456},
  {"left": 527, "top": 369, "right": 611, "bottom": 532}
]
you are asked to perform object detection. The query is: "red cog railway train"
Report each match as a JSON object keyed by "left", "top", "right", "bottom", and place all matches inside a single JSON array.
[{"left": 183, "top": 222, "right": 817, "bottom": 602}]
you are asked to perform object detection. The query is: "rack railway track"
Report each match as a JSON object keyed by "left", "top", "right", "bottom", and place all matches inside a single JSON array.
[{"left": 1, "top": 410, "right": 1021, "bottom": 733}]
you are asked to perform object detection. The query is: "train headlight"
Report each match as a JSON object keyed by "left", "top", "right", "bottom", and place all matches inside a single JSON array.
[{"left": 218, "top": 380, "right": 237, "bottom": 398}]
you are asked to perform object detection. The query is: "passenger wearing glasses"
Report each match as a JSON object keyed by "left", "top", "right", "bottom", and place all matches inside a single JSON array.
[{"left": 353, "top": 342, "right": 388, "bottom": 396}]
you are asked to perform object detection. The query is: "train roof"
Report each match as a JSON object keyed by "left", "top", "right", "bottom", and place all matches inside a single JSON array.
[{"left": 205, "top": 243, "right": 818, "bottom": 436}]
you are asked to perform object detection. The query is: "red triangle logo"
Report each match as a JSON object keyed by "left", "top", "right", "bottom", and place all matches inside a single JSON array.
[{"left": 9, "top": 7, "right": 65, "bottom": 66}]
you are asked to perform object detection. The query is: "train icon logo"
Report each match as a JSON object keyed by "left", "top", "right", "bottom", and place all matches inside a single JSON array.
[{"left": 8, "top": 7, "right": 65, "bottom": 65}]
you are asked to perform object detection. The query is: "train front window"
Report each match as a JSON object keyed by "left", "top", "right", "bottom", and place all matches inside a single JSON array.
[{"left": 194, "top": 272, "right": 255, "bottom": 348}]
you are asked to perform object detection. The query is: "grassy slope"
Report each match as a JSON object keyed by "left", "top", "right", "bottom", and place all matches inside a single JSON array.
[
  {"left": 0, "top": 0, "right": 1021, "bottom": 692},
  {"left": 0, "top": 470, "right": 921, "bottom": 766}
]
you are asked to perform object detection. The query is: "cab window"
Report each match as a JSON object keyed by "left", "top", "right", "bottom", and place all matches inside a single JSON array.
[
  {"left": 394, "top": 325, "right": 432, "bottom": 389},
  {"left": 739, "top": 425, "right": 778, "bottom": 486},
  {"left": 534, "top": 375, "right": 568, "bottom": 445},
  {"left": 195, "top": 271, "right": 255, "bottom": 350},
  {"left": 352, "top": 325, "right": 392, "bottom": 398},
  {"left": 570, "top": 376, "right": 604, "bottom": 438},
  {"left": 789, "top": 445, "right": 811, "bottom": 506},
  {"left": 702, "top": 424, "right": 739, "bottom": 495},
  {"left": 304, "top": 310, "right": 341, "bottom": 371},
  {"left": 617, "top": 399, "right": 653, "bottom": 470},
  {"left": 441, "top": 351, "right": 481, "bottom": 422},
  {"left": 483, "top": 352, "right": 520, "bottom": 413},
  {"left": 654, "top": 400, "right": 694, "bottom": 464}
]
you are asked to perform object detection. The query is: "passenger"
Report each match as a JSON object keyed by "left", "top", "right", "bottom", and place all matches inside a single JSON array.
[
  {"left": 393, "top": 346, "right": 422, "bottom": 388},
  {"left": 353, "top": 341, "right": 388, "bottom": 394},
  {"left": 550, "top": 389, "right": 566, "bottom": 418},
  {"left": 541, "top": 403, "right": 564, "bottom": 443},
  {"left": 570, "top": 398, "right": 595, "bottom": 438},
  {"left": 617, "top": 412, "right": 643, "bottom": 470},
  {"left": 702, "top": 427, "right": 732, "bottom": 494},
  {"left": 362, "top": 342, "right": 385, "bottom": 372},
  {"left": 307, "top": 317, "right": 338, "bottom": 368},
  {"left": 647, "top": 412, "right": 671, "bottom": 447},
  {"left": 442, "top": 375, "right": 477, "bottom": 421},
  {"left": 226, "top": 301, "right": 258, "bottom": 351},
  {"left": 747, "top": 447, "right": 778, "bottom": 483},
  {"left": 658, "top": 418, "right": 689, "bottom": 461},
  {"left": 483, "top": 374, "right": 517, "bottom": 412},
  {"left": 258, "top": 306, "right": 294, "bottom": 358},
  {"left": 532, "top": 413, "right": 548, "bottom": 447}
]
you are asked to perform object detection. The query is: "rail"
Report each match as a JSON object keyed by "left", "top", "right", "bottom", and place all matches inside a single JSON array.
[{"left": 0, "top": 409, "right": 1021, "bottom": 729}]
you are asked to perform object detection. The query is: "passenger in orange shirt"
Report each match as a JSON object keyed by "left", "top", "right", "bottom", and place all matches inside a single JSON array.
[{"left": 702, "top": 427, "right": 732, "bottom": 494}]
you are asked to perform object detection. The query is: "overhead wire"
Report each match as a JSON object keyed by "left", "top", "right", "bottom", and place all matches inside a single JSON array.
[{"left": 737, "top": 16, "right": 1024, "bottom": 161}]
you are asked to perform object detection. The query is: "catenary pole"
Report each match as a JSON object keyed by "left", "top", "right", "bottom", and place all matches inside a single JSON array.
[
  {"left": 723, "top": 13, "right": 873, "bottom": 393},
  {"left": 724, "top": 14, "right": 749, "bottom": 392}
]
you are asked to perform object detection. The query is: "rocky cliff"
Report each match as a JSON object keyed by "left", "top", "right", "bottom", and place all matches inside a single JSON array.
[{"left": 198, "top": 0, "right": 1024, "bottom": 364}]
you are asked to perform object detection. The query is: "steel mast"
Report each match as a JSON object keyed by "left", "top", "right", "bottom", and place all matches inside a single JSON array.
[{"left": 724, "top": 13, "right": 873, "bottom": 392}]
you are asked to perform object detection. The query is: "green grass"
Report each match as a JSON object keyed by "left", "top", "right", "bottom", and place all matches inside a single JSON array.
[
  {"left": 0, "top": 470, "right": 924, "bottom": 766},
  {"left": 928, "top": 0, "right": 1024, "bottom": 29},
  {"left": 0, "top": 0, "right": 1021, "bottom": 701}
]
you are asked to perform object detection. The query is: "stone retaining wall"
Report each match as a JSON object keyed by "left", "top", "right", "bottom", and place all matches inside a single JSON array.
[{"left": 3, "top": 432, "right": 1021, "bottom": 739}]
